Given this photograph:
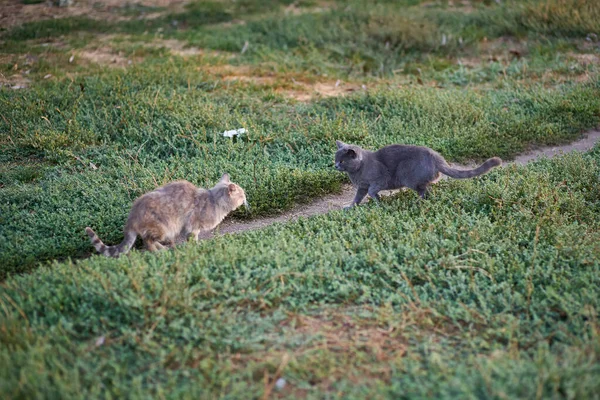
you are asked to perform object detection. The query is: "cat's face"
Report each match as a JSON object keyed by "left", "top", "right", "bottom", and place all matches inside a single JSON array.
[
  {"left": 228, "top": 183, "right": 248, "bottom": 210},
  {"left": 216, "top": 174, "right": 249, "bottom": 210},
  {"left": 334, "top": 141, "right": 362, "bottom": 173}
]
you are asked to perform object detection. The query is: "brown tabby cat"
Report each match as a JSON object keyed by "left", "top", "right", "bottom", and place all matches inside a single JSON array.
[{"left": 86, "top": 174, "right": 248, "bottom": 257}]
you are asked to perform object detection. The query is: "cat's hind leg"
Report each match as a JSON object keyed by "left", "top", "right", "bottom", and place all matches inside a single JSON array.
[
  {"left": 416, "top": 184, "right": 429, "bottom": 199},
  {"left": 144, "top": 238, "right": 166, "bottom": 251},
  {"left": 141, "top": 224, "right": 168, "bottom": 251},
  {"left": 161, "top": 238, "right": 176, "bottom": 248}
]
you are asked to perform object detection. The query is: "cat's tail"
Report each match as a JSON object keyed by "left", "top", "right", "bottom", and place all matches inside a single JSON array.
[
  {"left": 85, "top": 227, "right": 136, "bottom": 257},
  {"left": 437, "top": 157, "right": 502, "bottom": 179}
]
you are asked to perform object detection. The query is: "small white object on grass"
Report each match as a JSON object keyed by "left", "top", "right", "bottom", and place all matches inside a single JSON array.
[
  {"left": 95, "top": 336, "right": 105, "bottom": 347},
  {"left": 241, "top": 41, "right": 249, "bottom": 54},
  {"left": 275, "top": 378, "right": 286, "bottom": 390},
  {"left": 221, "top": 128, "right": 246, "bottom": 138}
]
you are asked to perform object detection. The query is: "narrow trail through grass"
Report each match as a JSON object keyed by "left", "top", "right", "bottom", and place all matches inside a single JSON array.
[{"left": 216, "top": 128, "right": 600, "bottom": 236}]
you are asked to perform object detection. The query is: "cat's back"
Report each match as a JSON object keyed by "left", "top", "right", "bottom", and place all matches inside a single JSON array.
[
  {"left": 133, "top": 180, "right": 198, "bottom": 209},
  {"left": 374, "top": 144, "right": 434, "bottom": 166},
  {"left": 156, "top": 180, "right": 198, "bottom": 196}
]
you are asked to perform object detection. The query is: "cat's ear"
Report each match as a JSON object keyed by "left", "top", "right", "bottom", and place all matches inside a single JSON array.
[
  {"left": 346, "top": 149, "right": 357, "bottom": 158},
  {"left": 336, "top": 140, "right": 346, "bottom": 149},
  {"left": 220, "top": 173, "right": 230, "bottom": 183},
  {"left": 228, "top": 183, "right": 237, "bottom": 194}
]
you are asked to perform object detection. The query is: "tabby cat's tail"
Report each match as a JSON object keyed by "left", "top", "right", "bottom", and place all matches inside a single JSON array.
[
  {"left": 85, "top": 227, "right": 136, "bottom": 257},
  {"left": 437, "top": 157, "right": 502, "bottom": 179}
]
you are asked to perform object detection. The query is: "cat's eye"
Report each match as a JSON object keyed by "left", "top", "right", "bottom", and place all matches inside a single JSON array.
[{"left": 340, "top": 160, "right": 344, "bottom": 163}]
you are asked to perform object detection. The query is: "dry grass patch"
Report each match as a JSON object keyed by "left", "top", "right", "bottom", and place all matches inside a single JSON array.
[
  {"left": 0, "top": 52, "right": 40, "bottom": 89},
  {"left": 256, "top": 305, "right": 461, "bottom": 395},
  {"left": 280, "top": 312, "right": 408, "bottom": 362},
  {"left": 162, "top": 305, "right": 462, "bottom": 395},
  {"left": 538, "top": 70, "right": 593, "bottom": 85},
  {"left": 455, "top": 37, "right": 530, "bottom": 68},
  {"left": 480, "top": 36, "right": 529, "bottom": 56},
  {"left": 0, "top": 72, "right": 31, "bottom": 89}
]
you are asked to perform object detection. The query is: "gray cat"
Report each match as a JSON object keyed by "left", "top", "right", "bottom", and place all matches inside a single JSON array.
[{"left": 334, "top": 141, "right": 501, "bottom": 208}]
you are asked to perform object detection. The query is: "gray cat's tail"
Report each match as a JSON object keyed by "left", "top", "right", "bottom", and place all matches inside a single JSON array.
[
  {"left": 85, "top": 227, "right": 136, "bottom": 257},
  {"left": 437, "top": 157, "right": 502, "bottom": 179}
]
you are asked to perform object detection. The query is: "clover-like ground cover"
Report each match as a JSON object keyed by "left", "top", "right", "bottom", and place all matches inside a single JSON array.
[{"left": 1, "top": 0, "right": 599, "bottom": 398}]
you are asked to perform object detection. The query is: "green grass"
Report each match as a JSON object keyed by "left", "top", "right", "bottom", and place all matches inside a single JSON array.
[
  {"left": 1, "top": 0, "right": 600, "bottom": 397},
  {"left": 1, "top": 149, "right": 599, "bottom": 398}
]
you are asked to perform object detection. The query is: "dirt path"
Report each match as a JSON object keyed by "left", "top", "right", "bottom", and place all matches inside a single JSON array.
[{"left": 215, "top": 129, "right": 600, "bottom": 236}]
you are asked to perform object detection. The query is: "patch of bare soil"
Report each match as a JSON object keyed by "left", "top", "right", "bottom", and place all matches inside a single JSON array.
[
  {"left": 202, "top": 64, "right": 276, "bottom": 84},
  {"left": 569, "top": 52, "right": 600, "bottom": 66},
  {"left": 283, "top": 1, "right": 332, "bottom": 16},
  {"left": 154, "top": 38, "right": 205, "bottom": 57},
  {"left": 223, "top": 74, "right": 277, "bottom": 85},
  {"left": 215, "top": 129, "right": 600, "bottom": 236},
  {"left": 422, "top": 0, "right": 476, "bottom": 13},
  {"left": 77, "top": 37, "right": 214, "bottom": 67},
  {"left": 276, "top": 89, "right": 312, "bottom": 102},
  {"left": 278, "top": 80, "right": 365, "bottom": 101},
  {"left": 78, "top": 47, "right": 135, "bottom": 67},
  {"left": 0, "top": 0, "right": 188, "bottom": 30},
  {"left": 201, "top": 64, "right": 366, "bottom": 100},
  {"left": 314, "top": 81, "right": 364, "bottom": 97}
]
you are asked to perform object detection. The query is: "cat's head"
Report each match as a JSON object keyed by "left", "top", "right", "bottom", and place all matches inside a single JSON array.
[
  {"left": 214, "top": 173, "right": 249, "bottom": 210},
  {"left": 334, "top": 140, "right": 363, "bottom": 173}
]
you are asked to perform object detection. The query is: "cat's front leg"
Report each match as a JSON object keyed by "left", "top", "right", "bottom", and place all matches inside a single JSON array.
[
  {"left": 179, "top": 225, "right": 201, "bottom": 243},
  {"left": 345, "top": 187, "right": 368, "bottom": 209},
  {"left": 188, "top": 230, "right": 201, "bottom": 241},
  {"left": 367, "top": 185, "right": 381, "bottom": 202}
]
